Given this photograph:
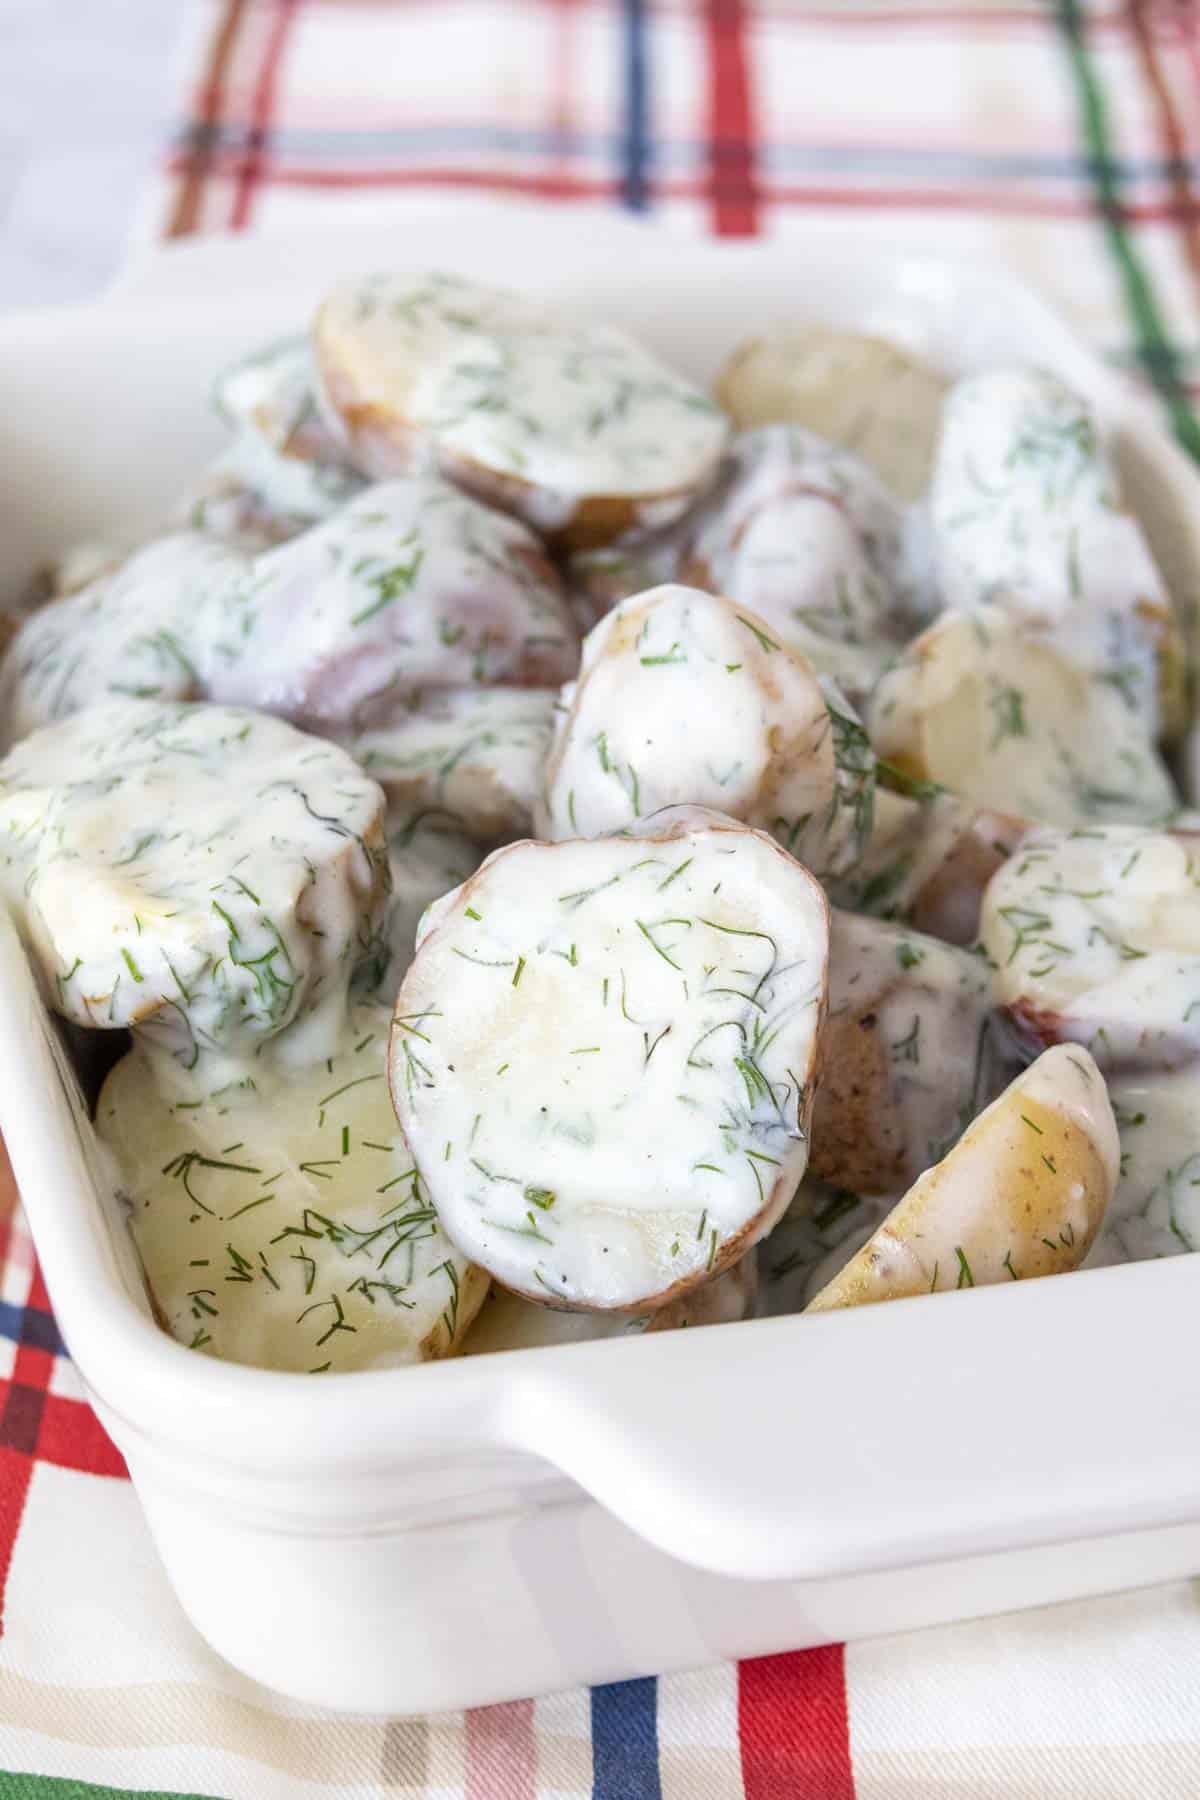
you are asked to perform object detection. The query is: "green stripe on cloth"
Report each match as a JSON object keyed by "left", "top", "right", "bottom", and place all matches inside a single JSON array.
[
  {"left": 1057, "top": 0, "right": 1200, "bottom": 462},
  {"left": 0, "top": 1775, "right": 221, "bottom": 1799}
]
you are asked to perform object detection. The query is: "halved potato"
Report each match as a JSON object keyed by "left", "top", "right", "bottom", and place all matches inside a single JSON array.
[
  {"left": 807, "top": 1044, "right": 1118, "bottom": 1309},
  {"left": 980, "top": 823, "right": 1200, "bottom": 1071},
  {"left": 203, "top": 476, "right": 579, "bottom": 733},
  {"left": 0, "top": 700, "right": 389, "bottom": 1067},
  {"left": 353, "top": 687, "right": 557, "bottom": 845},
  {"left": 462, "top": 1252, "right": 758, "bottom": 1354},
  {"left": 869, "top": 604, "right": 1177, "bottom": 828},
  {"left": 714, "top": 327, "right": 947, "bottom": 501},
  {"left": 98, "top": 1004, "right": 487, "bottom": 1372},
  {"left": 829, "top": 789, "right": 1027, "bottom": 947},
  {"left": 930, "top": 367, "right": 1185, "bottom": 738},
  {"left": 389, "top": 806, "right": 829, "bottom": 1312},
  {"left": 1094, "top": 1066, "right": 1200, "bottom": 1263},
  {"left": 538, "top": 584, "right": 875, "bottom": 878},
  {"left": 810, "top": 911, "right": 1015, "bottom": 1195},
  {"left": 314, "top": 271, "right": 729, "bottom": 550},
  {"left": 0, "top": 533, "right": 245, "bottom": 746}
]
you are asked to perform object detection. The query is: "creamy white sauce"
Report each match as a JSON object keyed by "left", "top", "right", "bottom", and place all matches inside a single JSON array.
[
  {"left": 539, "top": 583, "right": 875, "bottom": 879},
  {"left": 353, "top": 686, "right": 556, "bottom": 844},
  {"left": 391, "top": 806, "right": 829, "bottom": 1310},
  {"left": 929, "top": 367, "right": 1180, "bottom": 736},
  {"left": 99, "top": 1003, "right": 486, "bottom": 1372},
  {"left": 0, "top": 700, "right": 389, "bottom": 1077},
  {"left": 378, "top": 813, "right": 481, "bottom": 993},
  {"left": 1090, "top": 1067, "right": 1200, "bottom": 1264},
  {"left": 315, "top": 270, "right": 728, "bottom": 524}
]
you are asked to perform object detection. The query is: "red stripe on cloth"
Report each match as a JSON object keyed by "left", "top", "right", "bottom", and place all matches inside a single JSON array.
[
  {"left": 0, "top": 1447, "right": 33, "bottom": 1637},
  {"left": 705, "top": 0, "right": 760, "bottom": 236},
  {"left": 465, "top": 1698, "right": 536, "bottom": 1800},
  {"left": 231, "top": 0, "right": 301, "bottom": 230},
  {"left": 37, "top": 1396, "right": 127, "bottom": 1480},
  {"left": 739, "top": 1646, "right": 855, "bottom": 1800}
]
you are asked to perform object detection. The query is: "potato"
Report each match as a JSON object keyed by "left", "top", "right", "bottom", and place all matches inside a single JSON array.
[
  {"left": 810, "top": 911, "right": 1016, "bottom": 1195},
  {"left": 680, "top": 426, "right": 926, "bottom": 651},
  {"left": 314, "top": 271, "right": 728, "bottom": 550},
  {"left": 929, "top": 367, "right": 1185, "bottom": 739},
  {"left": 462, "top": 1253, "right": 758, "bottom": 1354},
  {"left": 389, "top": 805, "right": 829, "bottom": 1312},
  {"left": 714, "top": 327, "right": 947, "bottom": 501},
  {"left": 0, "top": 700, "right": 389, "bottom": 1068},
  {"left": 98, "top": 1004, "right": 487, "bottom": 1372},
  {"left": 760, "top": 1182, "right": 896, "bottom": 1316},
  {"left": 353, "top": 687, "right": 557, "bottom": 845},
  {"left": 1093, "top": 1067, "right": 1200, "bottom": 1263},
  {"left": 203, "top": 477, "right": 579, "bottom": 733},
  {"left": 806, "top": 1044, "right": 1118, "bottom": 1310},
  {"left": 829, "top": 789, "right": 1027, "bottom": 947},
  {"left": 0, "top": 533, "right": 245, "bottom": 745},
  {"left": 538, "top": 583, "right": 875, "bottom": 878},
  {"left": 980, "top": 823, "right": 1200, "bottom": 1072},
  {"left": 868, "top": 604, "right": 1177, "bottom": 828}
]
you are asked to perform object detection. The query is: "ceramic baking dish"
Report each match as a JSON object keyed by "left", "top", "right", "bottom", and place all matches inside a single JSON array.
[{"left": 2, "top": 204, "right": 1200, "bottom": 1716}]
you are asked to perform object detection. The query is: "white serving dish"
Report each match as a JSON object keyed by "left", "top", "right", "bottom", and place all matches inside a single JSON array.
[{"left": 2, "top": 203, "right": 1200, "bottom": 1716}]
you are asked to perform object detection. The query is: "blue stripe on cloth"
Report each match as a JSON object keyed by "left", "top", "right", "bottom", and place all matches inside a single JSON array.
[
  {"left": 172, "top": 121, "right": 1200, "bottom": 186},
  {"left": 0, "top": 1301, "right": 64, "bottom": 1357},
  {"left": 620, "top": 0, "right": 651, "bottom": 211},
  {"left": 591, "top": 1676, "right": 662, "bottom": 1800}
]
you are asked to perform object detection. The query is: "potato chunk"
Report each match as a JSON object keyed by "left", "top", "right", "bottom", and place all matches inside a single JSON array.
[
  {"left": 98, "top": 1005, "right": 487, "bottom": 1372},
  {"left": 929, "top": 368, "right": 1184, "bottom": 737},
  {"left": 714, "top": 327, "right": 947, "bottom": 501},
  {"left": 203, "top": 477, "right": 578, "bottom": 733},
  {"left": 829, "top": 789, "right": 1027, "bottom": 946},
  {"left": 353, "top": 687, "right": 556, "bottom": 845},
  {"left": 807, "top": 1045, "right": 1118, "bottom": 1309},
  {"left": 0, "top": 534, "right": 244, "bottom": 745},
  {"left": 539, "top": 584, "right": 874, "bottom": 878},
  {"left": 314, "top": 271, "right": 728, "bottom": 549},
  {"left": 389, "top": 806, "right": 829, "bottom": 1311},
  {"left": 0, "top": 700, "right": 388, "bottom": 1070},
  {"left": 980, "top": 824, "right": 1200, "bottom": 1071},
  {"left": 811, "top": 912, "right": 1015, "bottom": 1195},
  {"left": 869, "top": 604, "right": 1177, "bottom": 827}
]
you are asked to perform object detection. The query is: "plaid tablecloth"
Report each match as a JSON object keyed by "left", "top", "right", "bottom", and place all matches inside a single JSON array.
[{"left": 3, "top": 2, "right": 1200, "bottom": 1795}]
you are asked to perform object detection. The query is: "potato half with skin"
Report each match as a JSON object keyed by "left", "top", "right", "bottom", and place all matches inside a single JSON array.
[
  {"left": 0, "top": 533, "right": 246, "bottom": 746},
  {"left": 714, "top": 327, "right": 947, "bottom": 502},
  {"left": 680, "top": 426, "right": 925, "bottom": 653},
  {"left": 99, "top": 1005, "right": 487, "bottom": 1373},
  {"left": 314, "top": 271, "right": 728, "bottom": 550},
  {"left": 829, "top": 789, "right": 1027, "bottom": 947},
  {"left": 980, "top": 824, "right": 1200, "bottom": 1072},
  {"left": 0, "top": 700, "right": 389, "bottom": 1071},
  {"left": 203, "top": 477, "right": 578, "bottom": 734},
  {"left": 810, "top": 911, "right": 1015, "bottom": 1195},
  {"left": 463, "top": 1253, "right": 758, "bottom": 1355},
  {"left": 389, "top": 806, "right": 829, "bottom": 1312},
  {"left": 538, "top": 584, "right": 875, "bottom": 879},
  {"left": 869, "top": 605, "right": 1177, "bottom": 829},
  {"left": 806, "top": 1045, "right": 1118, "bottom": 1310},
  {"left": 353, "top": 687, "right": 557, "bottom": 845},
  {"left": 930, "top": 367, "right": 1184, "bottom": 739}
]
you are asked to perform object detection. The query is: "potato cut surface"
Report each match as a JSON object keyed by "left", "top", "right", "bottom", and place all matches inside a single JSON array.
[
  {"left": 389, "top": 806, "right": 829, "bottom": 1310},
  {"left": 539, "top": 584, "right": 874, "bottom": 878},
  {"left": 315, "top": 271, "right": 728, "bottom": 546},
  {"left": 981, "top": 824, "right": 1200, "bottom": 1071},
  {"left": 0, "top": 700, "right": 388, "bottom": 1070},
  {"left": 99, "top": 1005, "right": 486, "bottom": 1373}
]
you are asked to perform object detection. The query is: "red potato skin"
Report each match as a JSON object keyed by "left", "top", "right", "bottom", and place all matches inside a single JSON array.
[
  {"left": 387, "top": 811, "right": 830, "bottom": 1314},
  {"left": 912, "top": 809, "right": 1028, "bottom": 947}
]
